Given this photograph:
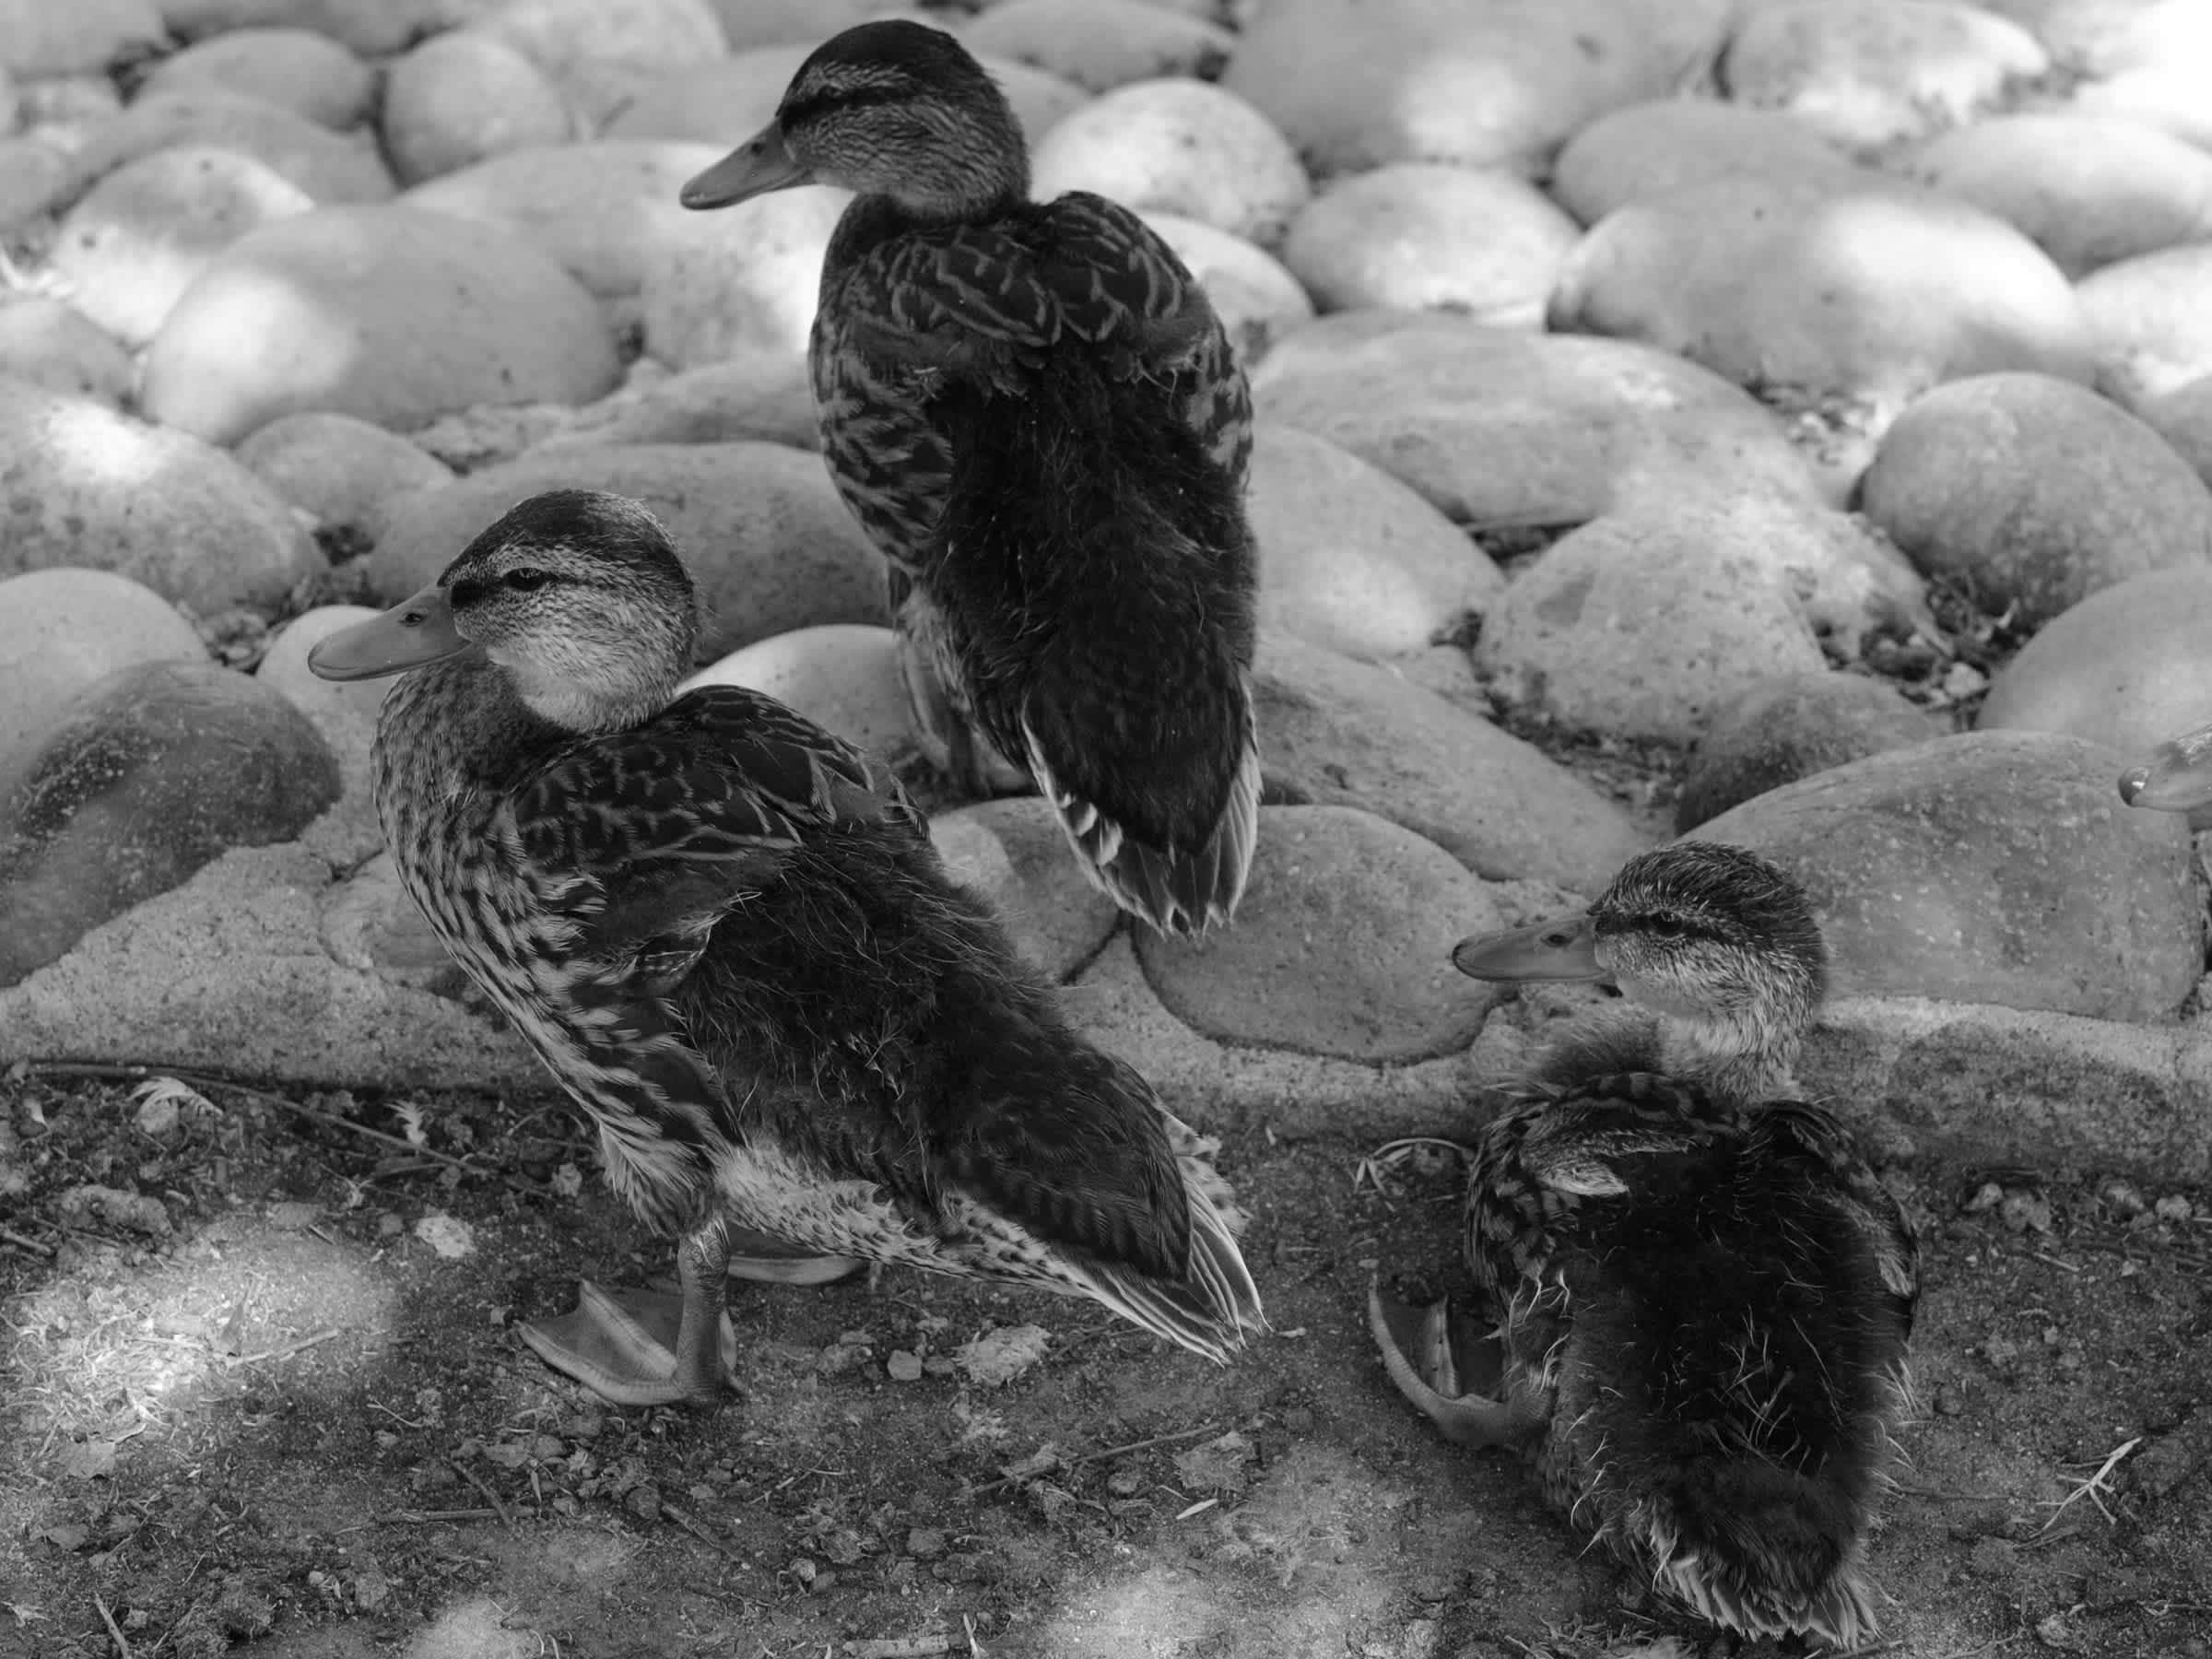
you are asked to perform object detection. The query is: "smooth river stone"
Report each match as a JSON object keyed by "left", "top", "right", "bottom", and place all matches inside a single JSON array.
[
  {"left": 1899, "top": 112, "right": 2212, "bottom": 279},
  {"left": 0, "top": 378, "right": 323, "bottom": 613},
  {"left": 1247, "top": 425, "right": 1500, "bottom": 658},
  {"left": 0, "top": 570, "right": 205, "bottom": 773},
  {"left": 368, "top": 443, "right": 883, "bottom": 661},
  {"left": 235, "top": 411, "right": 455, "bottom": 535},
  {"left": 929, "top": 796, "right": 1121, "bottom": 983},
  {"left": 2143, "top": 376, "right": 2212, "bottom": 490},
  {"left": 1550, "top": 99, "right": 1861, "bottom": 224},
  {"left": 1255, "top": 629, "right": 1648, "bottom": 892},
  {"left": 1723, "top": 0, "right": 2049, "bottom": 153},
  {"left": 0, "top": 298, "right": 133, "bottom": 405},
  {"left": 1280, "top": 162, "right": 1579, "bottom": 326},
  {"left": 2075, "top": 242, "right": 2212, "bottom": 412},
  {"left": 640, "top": 186, "right": 853, "bottom": 370},
  {"left": 1676, "top": 670, "right": 1947, "bottom": 832},
  {"left": 64, "top": 89, "right": 394, "bottom": 206},
  {"left": 1252, "top": 311, "right": 1819, "bottom": 526},
  {"left": 380, "top": 30, "right": 576, "bottom": 187},
  {"left": 1220, "top": 0, "right": 1730, "bottom": 175},
  {"left": 50, "top": 146, "right": 318, "bottom": 347},
  {"left": 1978, "top": 566, "right": 2212, "bottom": 807},
  {"left": 962, "top": 0, "right": 1233, "bottom": 91},
  {"left": 1030, "top": 77, "right": 1310, "bottom": 248},
  {"left": 1859, "top": 371, "right": 2212, "bottom": 628},
  {"left": 157, "top": 0, "right": 450, "bottom": 55},
  {"left": 1694, "top": 730, "right": 2200, "bottom": 1021},
  {"left": 1474, "top": 506, "right": 1827, "bottom": 743},
  {"left": 256, "top": 604, "right": 388, "bottom": 782},
  {"left": 135, "top": 27, "right": 378, "bottom": 129},
  {"left": 0, "top": 659, "right": 340, "bottom": 987},
  {"left": 0, "top": 0, "right": 164, "bottom": 76},
  {"left": 683, "top": 625, "right": 921, "bottom": 771},
  {"left": 1550, "top": 175, "right": 2093, "bottom": 425},
  {"left": 139, "top": 205, "right": 621, "bottom": 446},
  {"left": 401, "top": 140, "right": 724, "bottom": 298},
  {"left": 1134, "top": 804, "right": 1502, "bottom": 1064}
]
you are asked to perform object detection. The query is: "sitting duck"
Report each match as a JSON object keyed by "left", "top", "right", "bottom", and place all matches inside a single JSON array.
[
  {"left": 309, "top": 489, "right": 1265, "bottom": 1408},
  {"left": 1369, "top": 842, "right": 1918, "bottom": 1644},
  {"left": 678, "top": 19, "right": 1260, "bottom": 937}
]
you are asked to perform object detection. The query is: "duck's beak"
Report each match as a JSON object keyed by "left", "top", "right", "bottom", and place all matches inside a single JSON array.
[
  {"left": 680, "top": 119, "right": 813, "bottom": 209},
  {"left": 2120, "top": 719, "right": 2212, "bottom": 813},
  {"left": 1451, "top": 913, "right": 1607, "bottom": 982},
  {"left": 307, "top": 583, "right": 470, "bottom": 682}
]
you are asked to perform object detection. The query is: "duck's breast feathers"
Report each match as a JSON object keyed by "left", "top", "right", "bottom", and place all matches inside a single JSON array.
[{"left": 508, "top": 684, "right": 926, "bottom": 961}]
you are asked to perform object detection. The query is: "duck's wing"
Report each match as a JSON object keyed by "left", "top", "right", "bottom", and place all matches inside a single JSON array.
[
  {"left": 839, "top": 192, "right": 1253, "bottom": 481},
  {"left": 1747, "top": 1099, "right": 1922, "bottom": 1335}
]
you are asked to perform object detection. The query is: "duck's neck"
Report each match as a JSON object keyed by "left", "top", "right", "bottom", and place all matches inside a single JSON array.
[{"left": 1654, "top": 1015, "right": 1806, "bottom": 1106}]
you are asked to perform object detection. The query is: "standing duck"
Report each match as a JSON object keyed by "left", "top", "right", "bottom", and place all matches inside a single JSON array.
[
  {"left": 308, "top": 489, "right": 1264, "bottom": 1408},
  {"left": 1370, "top": 843, "right": 1918, "bottom": 1645},
  {"left": 678, "top": 19, "right": 1260, "bottom": 936}
]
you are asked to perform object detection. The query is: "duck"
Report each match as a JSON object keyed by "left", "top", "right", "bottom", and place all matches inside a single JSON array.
[
  {"left": 307, "top": 488, "right": 1265, "bottom": 1408},
  {"left": 1368, "top": 841, "right": 1919, "bottom": 1645},
  {"left": 2119, "top": 721, "right": 2212, "bottom": 814},
  {"left": 677, "top": 18, "right": 1260, "bottom": 937}
]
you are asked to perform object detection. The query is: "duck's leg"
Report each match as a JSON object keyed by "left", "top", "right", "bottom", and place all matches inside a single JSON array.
[
  {"left": 519, "top": 1219, "right": 741, "bottom": 1409},
  {"left": 723, "top": 1222, "right": 865, "bottom": 1287},
  {"left": 890, "top": 584, "right": 1030, "bottom": 798},
  {"left": 1366, "top": 1280, "right": 1523, "bottom": 1447}
]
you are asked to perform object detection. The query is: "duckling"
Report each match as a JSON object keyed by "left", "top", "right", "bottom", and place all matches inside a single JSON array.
[
  {"left": 2120, "top": 720, "right": 2212, "bottom": 814},
  {"left": 308, "top": 489, "right": 1265, "bottom": 1408},
  {"left": 1370, "top": 842, "right": 1918, "bottom": 1645},
  {"left": 678, "top": 18, "right": 1260, "bottom": 936}
]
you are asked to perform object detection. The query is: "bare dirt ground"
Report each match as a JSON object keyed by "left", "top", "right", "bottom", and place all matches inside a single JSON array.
[{"left": 3, "top": 1060, "right": 2210, "bottom": 1659}]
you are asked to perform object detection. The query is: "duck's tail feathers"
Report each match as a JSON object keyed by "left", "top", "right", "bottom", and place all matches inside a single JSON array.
[
  {"left": 1028, "top": 703, "right": 1259, "bottom": 936},
  {"left": 1639, "top": 1461, "right": 1878, "bottom": 1645}
]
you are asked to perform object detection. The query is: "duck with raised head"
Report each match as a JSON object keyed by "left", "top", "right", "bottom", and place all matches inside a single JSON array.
[
  {"left": 677, "top": 19, "right": 1260, "bottom": 937},
  {"left": 1369, "top": 842, "right": 1918, "bottom": 1646},
  {"left": 308, "top": 488, "right": 1265, "bottom": 1408}
]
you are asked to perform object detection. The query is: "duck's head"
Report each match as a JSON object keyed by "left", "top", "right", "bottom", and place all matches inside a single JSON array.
[
  {"left": 1454, "top": 842, "right": 1828, "bottom": 1091},
  {"left": 307, "top": 489, "right": 698, "bottom": 734},
  {"left": 679, "top": 19, "right": 1026, "bottom": 219},
  {"left": 2120, "top": 719, "right": 2212, "bottom": 816}
]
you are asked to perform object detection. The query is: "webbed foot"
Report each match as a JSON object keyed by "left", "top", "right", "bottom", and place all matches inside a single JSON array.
[
  {"left": 519, "top": 1280, "right": 740, "bottom": 1409},
  {"left": 1365, "top": 1279, "right": 1521, "bottom": 1447}
]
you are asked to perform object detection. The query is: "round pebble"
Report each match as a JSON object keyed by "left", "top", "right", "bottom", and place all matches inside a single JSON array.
[
  {"left": 1979, "top": 566, "right": 2212, "bottom": 803},
  {"left": 1255, "top": 630, "right": 1648, "bottom": 892},
  {"left": 1280, "top": 163, "right": 1579, "bottom": 326},
  {"left": 475, "top": 0, "right": 734, "bottom": 129},
  {"left": 0, "top": 137, "right": 72, "bottom": 229},
  {"left": 255, "top": 604, "right": 388, "bottom": 783},
  {"left": 318, "top": 852, "right": 456, "bottom": 991},
  {"left": 1723, "top": 0, "right": 2049, "bottom": 153},
  {"left": 159, "top": 0, "right": 444, "bottom": 56},
  {"left": 0, "top": 377, "right": 323, "bottom": 613},
  {"left": 1474, "top": 505, "right": 1828, "bottom": 743},
  {"left": 0, "top": 0, "right": 164, "bottom": 76},
  {"left": 1135, "top": 804, "right": 1502, "bottom": 1064},
  {"left": 140, "top": 205, "right": 621, "bottom": 446},
  {"left": 0, "top": 658, "right": 340, "bottom": 988},
  {"left": 135, "top": 28, "right": 378, "bottom": 130},
  {"left": 1696, "top": 730, "right": 2200, "bottom": 1021},
  {"left": 641, "top": 187, "right": 853, "bottom": 370},
  {"left": 1550, "top": 174, "right": 2093, "bottom": 422},
  {"left": 64, "top": 89, "right": 395, "bottom": 206},
  {"left": 682, "top": 625, "right": 921, "bottom": 771},
  {"left": 368, "top": 442, "right": 883, "bottom": 660},
  {"left": 1676, "top": 670, "right": 1946, "bottom": 831},
  {"left": 1223, "top": 0, "right": 1721, "bottom": 174},
  {"left": 540, "top": 353, "right": 821, "bottom": 453},
  {"left": 1252, "top": 312, "right": 1819, "bottom": 526},
  {"left": 962, "top": 0, "right": 1233, "bottom": 91},
  {"left": 928, "top": 796, "right": 1122, "bottom": 982},
  {"left": 0, "top": 570, "right": 206, "bottom": 773},
  {"left": 1135, "top": 212, "right": 1312, "bottom": 365},
  {"left": 1899, "top": 112, "right": 2212, "bottom": 279},
  {"left": 1246, "top": 424, "right": 1500, "bottom": 658},
  {"left": 235, "top": 412, "right": 455, "bottom": 535},
  {"left": 380, "top": 30, "right": 576, "bottom": 187},
  {"left": 2142, "top": 375, "right": 2212, "bottom": 489},
  {"left": 2075, "top": 241, "right": 2212, "bottom": 412},
  {"left": 1550, "top": 100, "right": 1860, "bottom": 224},
  {"left": 1859, "top": 371, "right": 2212, "bottom": 628},
  {"left": 402, "top": 139, "right": 727, "bottom": 299},
  {"left": 0, "top": 297, "right": 132, "bottom": 405},
  {"left": 50, "top": 146, "right": 318, "bottom": 347},
  {"left": 1030, "top": 78, "right": 1309, "bottom": 247}
]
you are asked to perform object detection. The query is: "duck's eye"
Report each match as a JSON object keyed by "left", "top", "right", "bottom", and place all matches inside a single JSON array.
[
  {"left": 1645, "top": 912, "right": 1690, "bottom": 936},
  {"left": 503, "top": 567, "right": 552, "bottom": 592}
]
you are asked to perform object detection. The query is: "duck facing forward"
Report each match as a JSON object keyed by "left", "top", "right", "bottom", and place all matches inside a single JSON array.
[
  {"left": 1370, "top": 842, "right": 1918, "bottom": 1645},
  {"left": 309, "top": 489, "right": 1264, "bottom": 1408},
  {"left": 680, "top": 19, "right": 1260, "bottom": 937}
]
